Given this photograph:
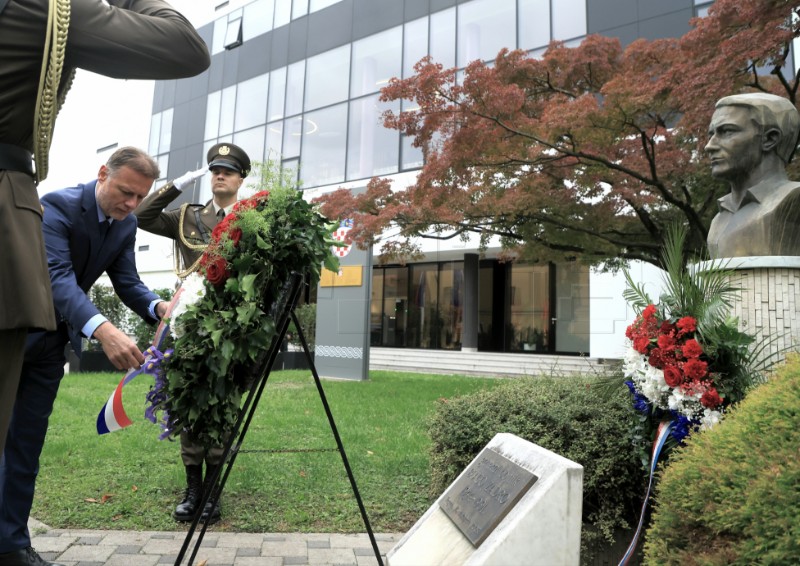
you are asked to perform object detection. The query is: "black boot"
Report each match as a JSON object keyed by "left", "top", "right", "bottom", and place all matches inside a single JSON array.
[
  {"left": 173, "top": 465, "right": 203, "bottom": 521},
  {"left": 200, "top": 464, "right": 222, "bottom": 524}
]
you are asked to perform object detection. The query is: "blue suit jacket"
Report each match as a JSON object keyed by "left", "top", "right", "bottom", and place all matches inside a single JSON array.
[{"left": 40, "top": 182, "right": 157, "bottom": 353}]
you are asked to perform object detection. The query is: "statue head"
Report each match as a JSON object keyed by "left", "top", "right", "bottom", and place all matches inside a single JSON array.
[{"left": 713, "top": 93, "right": 800, "bottom": 164}]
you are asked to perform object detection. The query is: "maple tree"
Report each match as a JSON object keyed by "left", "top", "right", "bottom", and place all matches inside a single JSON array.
[{"left": 317, "top": 0, "right": 800, "bottom": 268}]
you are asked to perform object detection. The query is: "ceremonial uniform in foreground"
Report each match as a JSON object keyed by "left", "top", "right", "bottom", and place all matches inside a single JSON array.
[
  {"left": 135, "top": 143, "right": 251, "bottom": 524},
  {"left": 0, "top": 0, "right": 210, "bottom": 475}
]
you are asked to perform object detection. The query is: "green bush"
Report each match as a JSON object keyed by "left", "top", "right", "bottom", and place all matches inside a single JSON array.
[
  {"left": 644, "top": 357, "right": 800, "bottom": 565},
  {"left": 427, "top": 375, "right": 644, "bottom": 563},
  {"left": 286, "top": 302, "right": 317, "bottom": 351},
  {"left": 87, "top": 284, "right": 174, "bottom": 351}
]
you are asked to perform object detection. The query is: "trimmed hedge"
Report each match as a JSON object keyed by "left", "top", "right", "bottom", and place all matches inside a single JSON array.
[
  {"left": 427, "top": 375, "right": 644, "bottom": 563},
  {"left": 644, "top": 357, "right": 800, "bottom": 565}
]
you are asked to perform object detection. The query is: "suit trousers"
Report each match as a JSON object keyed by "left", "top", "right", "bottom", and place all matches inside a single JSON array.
[
  {"left": 0, "top": 328, "right": 27, "bottom": 458},
  {"left": 0, "top": 325, "right": 68, "bottom": 553}
]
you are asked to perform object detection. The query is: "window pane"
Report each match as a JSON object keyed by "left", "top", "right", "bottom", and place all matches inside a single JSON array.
[
  {"left": 457, "top": 0, "right": 515, "bottom": 67},
  {"left": 233, "top": 126, "right": 265, "bottom": 168},
  {"left": 266, "top": 121, "right": 283, "bottom": 159},
  {"left": 243, "top": 0, "right": 274, "bottom": 41},
  {"left": 158, "top": 108, "right": 173, "bottom": 153},
  {"left": 305, "top": 45, "right": 350, "bottom": 111},
  {"left": 292, "top": 0, "right": 309, "bottom": 20},
  {"left": 219, "top": 86, "right": 236, "bottom": 136},
  {"left": 310, "top": 0, "right": 341, "bottom": 12},
  {"left": 285, "top": 61, "right": 305, "bottom": 117},
  {"left": 235, "top": 74, "right": 269, "bottom": 131},
  {"left": 274, "top": 0, "right": 291, "bottom": 28},
  {"left": 555, "top": 262, "right": 590, "bottom": 354},
  {"left": 429, "top": 8, "right": 455, "bottom": 68},
  {"left": 351, "top": 26, "right": 402, "bottom": 98},
  {"left": 211, "top": 17, "right": 227, "bottom": 55},
  {"left": 283, "top": 116, "right": 302, "bottom": 158},
  {"left": 401, "top": 135, "right": 423, "bottom": 170},
  {"left": 519, "top": 0, "right": 550, "bottom": 50},
  {"left": 268, "top": 66, "right": 287, "bottom": 121},
  {"left": 408, "top": 264, "right": 438, "bottom": 348},
  {"left": 507, "top": 263, "right": 549, "bottom": 352},
  {"left": 300, "top": 104, "right": 347, "bottom": 187},
  {"left": 552, "top": 0, "right": 586, "bottom": 41},
  {"left": 347, "top": 95, "right": 399, "bottom": 180},
  {"left": 224, "top": 17, "right": 243, "bottom": 49},
  {"left": 149, "top": 112, "right": 161, "bottom": 155},
  {"left": 381, "top": 267, "right": 408, "bottom": 347},
  {"left": 205, "top": 90, "right": 221, "bottom": 140},
  {"left": 403, "top": 17, "right": 428, "bottom": 78},
  {"left": 439, "top": 261, "right": 464, "bottom": 350},
  {"left": 370, "top": 268, "right": 385, "bottom": 346}
]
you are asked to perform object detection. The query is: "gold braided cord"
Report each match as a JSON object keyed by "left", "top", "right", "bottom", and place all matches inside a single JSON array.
[
  {"left": 33, "top": 0, "right": 72, "bottom": 184},
  {"left": 174, "top": 204, "right": 208, "bottom": 279}
]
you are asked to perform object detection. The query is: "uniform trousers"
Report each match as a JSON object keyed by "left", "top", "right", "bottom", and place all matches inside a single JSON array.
[
  {"left": 0, "top": 324, "right": 68, "bottom": 553},
  {"left": 0, "top": 328, "right": 27, "bottom": 458}
]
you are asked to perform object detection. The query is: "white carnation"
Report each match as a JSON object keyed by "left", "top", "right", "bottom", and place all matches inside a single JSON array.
[{"left": 169, "top": 273, "right": 206, "bottom": 339}]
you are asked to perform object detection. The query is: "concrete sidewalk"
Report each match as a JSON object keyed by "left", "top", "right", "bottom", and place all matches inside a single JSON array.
[{"left": 28, "top": 518, "right": 402, "bottom": 566}]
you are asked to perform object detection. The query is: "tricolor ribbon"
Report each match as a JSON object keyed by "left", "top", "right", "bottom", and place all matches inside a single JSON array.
[
  {"left": 618, "top": 419, "right": 674, "bottom": 566},
  {"left": 96, "top": 286, "right": 184, "bottom": 434}
]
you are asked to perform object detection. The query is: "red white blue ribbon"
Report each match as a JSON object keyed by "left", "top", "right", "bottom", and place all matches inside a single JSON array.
[
  {"left": 96, "top": 287, "right": 184, "bottom": 434},
  {"left": 618, "top": 419, "right": 674, "bottom": 566}
]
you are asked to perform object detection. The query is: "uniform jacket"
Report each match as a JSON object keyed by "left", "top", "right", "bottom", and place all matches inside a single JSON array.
[
  {"left": 0, "top": 0, "right": 210, "bottom": 330},
  {"left": 41, "top": 182, "right": 158, "bottom": 353},
  {"left": 135, "top": 182, "right": 220, "bottom": 275}
]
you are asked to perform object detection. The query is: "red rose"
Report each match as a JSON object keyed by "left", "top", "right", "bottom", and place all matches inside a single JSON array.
[
  {"left": 253, "top": 190, "right": 270, "bottom": 201},
  {"left": 205, "top": 256, "right": 230, "bottom": 287},
  {"left": 684, "top": 358, "right": 708, "bottom": 380},
  {"left": 230, "top": 227, "right": 243, "bottom": 246},
  {"left": 676, "top": 316, "right": 697, "bottom": 335},
  {"left": 663, "top": 365, "right": 682, "bottom": 388},
  {"left": 682, "top": 338, "right": 703, "bottom": 359},
  {"left": 700, "top": 388, "right": 722, "bottom": 408},
  {"left": 643, "top": 304, "right": 656, "bottom": 319}
]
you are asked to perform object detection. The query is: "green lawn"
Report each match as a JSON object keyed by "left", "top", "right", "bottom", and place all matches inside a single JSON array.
[{"left": 32, "top": 369, "right": 505, "bottom": 533}]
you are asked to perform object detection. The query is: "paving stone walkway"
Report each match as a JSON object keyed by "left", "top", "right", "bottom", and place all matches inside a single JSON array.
[{"left": 28, "top": 519, "right": 402, "bottom": 566}]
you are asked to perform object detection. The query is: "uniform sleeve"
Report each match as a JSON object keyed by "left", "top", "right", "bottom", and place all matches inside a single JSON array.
[
  {"left": 66, "top": 0, "right": 210, "bottom": 80},
  {"left": 135, "top": 182, "right": 182, "bottom": 238}
]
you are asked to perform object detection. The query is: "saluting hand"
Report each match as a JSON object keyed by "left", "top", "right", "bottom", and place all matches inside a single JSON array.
[
  {"left": 173, "top": 167, "right": 208, "bottom": 191},
  {"left": 93, "top": 322, "right": 146, "bottom": 370}
]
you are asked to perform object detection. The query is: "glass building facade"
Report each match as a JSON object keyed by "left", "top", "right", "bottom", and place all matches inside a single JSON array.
[{"left": 148, "top": 0, "right": 717, "bottom": 356}]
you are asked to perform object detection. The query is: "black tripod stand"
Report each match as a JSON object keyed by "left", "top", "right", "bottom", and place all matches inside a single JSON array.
[{"left": 174, "top": 272, "right": 384, "bottom": 565}]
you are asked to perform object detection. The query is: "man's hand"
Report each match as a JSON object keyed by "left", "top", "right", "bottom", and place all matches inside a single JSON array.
[
  {"left": 173, "top": 167, "right": 207, "bottom": 191},
  {"left": 155, "top": 300, "right": 169, "bottom": 320},
  {"left": 93, "top": 322, "right": 145, "bottom": 370}
]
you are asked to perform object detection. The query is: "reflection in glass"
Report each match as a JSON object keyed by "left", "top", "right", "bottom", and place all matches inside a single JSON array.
[
  {"left": 555, "top": 263, "right": 590, "bottom": 354},
  {"left": 347, "top": 95, "right": 400, "bottom": 180},
  {"left": 300, "top": 104, "right": 347, "bottom": 186},
  {"left": 204, "top": 90, "right": 221, "bottom": 140},
  {"left": 519, "top": 0, "right": 550, "bottom": 51},
  {"left": 457, "top": 0, "right": 515, "bottom": 67},
  {"left": 370, "top": 269, "right": 385, "bottom": 346},
  {"left": 403, "top": 17, "right": 428, "bottom": 78},
  {"left": 351, "top": 27, "right": 402, "bottom": 98},
  {"left": 266, "top": 121, "right": 283, "bottom": 159},
  {"left": 430, "top": 8, "right": 456, "bottom": 68},
  {"left": 305, "top": 45, "right": 350, "bottom": 111},
  {"left": 282, "top": 116, "right": 302, "bottom": 158},
  {"left": 233, "top": 126, "right": 265, "bottom": 168},
  {"left": 507, "top": 263, "right": 549, "bottom": 352},
  {"left": 235, "top": 74, "right": 269, "bottom": 131},
  {"left": 381, "top": 267, "right": 408, "bottom": 347}
]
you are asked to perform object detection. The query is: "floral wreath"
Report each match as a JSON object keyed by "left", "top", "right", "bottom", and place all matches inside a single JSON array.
[{"left": 146, "top": 184, "right": 340, "bottom": 447}]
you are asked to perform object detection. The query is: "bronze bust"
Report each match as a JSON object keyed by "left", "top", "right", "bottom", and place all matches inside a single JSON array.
[{"left": 706, "top": 93, "right": 800, "bottom": 258}]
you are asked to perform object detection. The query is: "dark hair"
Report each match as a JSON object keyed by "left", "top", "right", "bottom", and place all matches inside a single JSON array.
[{"left": 105, "top": 146, "right": 160, "bottom": 179}]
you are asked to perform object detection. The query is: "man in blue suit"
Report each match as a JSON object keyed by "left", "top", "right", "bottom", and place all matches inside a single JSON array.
[{"left": 0, "top": 147, "right": 168, "bottom": 566}]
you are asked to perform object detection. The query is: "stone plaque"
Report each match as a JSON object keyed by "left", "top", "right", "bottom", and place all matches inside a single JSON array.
[{"left": 440, "top": 448, "right": 538, "bottom": 547}]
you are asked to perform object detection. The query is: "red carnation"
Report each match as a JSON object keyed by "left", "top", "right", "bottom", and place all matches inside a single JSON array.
[
  {"left": 663, "top": 365, "right": 682, "bottom": 388},
  {"left": 648, "top": 348, "right": 667, "bottom": 369},
  {"left": 676, "top": 316, "right": 697, "bottom": 335},
  {"left": 642, "top": 304, "right": 656, "bottom": 319},
  {"left": 684, "top": 358, "right": 708, "bottom": 380},
  {"left": 682, "top": 338, "right": 703, "bottom": 359},
  {"left": 205, "top": 256, "right": 230, "bottom": 287},
  {"left": 633, "top": 336, "right": 650, "bottom": 354},
  {"left": 233, "top": 199, "right": 256, "bottom": 212},
  {"left": 211, "top": 217, "right": 231, "bottom": 242},
  {"left": 657, "top": 334, "right": 675, "bottom": 350},
  {"left": 253, "top": 190, "right": 270, "bottom": 201},
  {"left": 700, "top": 388, "right": 723, "bottom": 408}
]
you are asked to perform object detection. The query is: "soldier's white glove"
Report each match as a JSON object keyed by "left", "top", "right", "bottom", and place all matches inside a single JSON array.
[{"left": 173, "top": 168, "right": 207, "bottom": 191}]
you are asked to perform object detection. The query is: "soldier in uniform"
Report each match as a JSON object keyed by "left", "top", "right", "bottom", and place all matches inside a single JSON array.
[{"left": 135, "top": 142, "right": 251, "bottom": 524}]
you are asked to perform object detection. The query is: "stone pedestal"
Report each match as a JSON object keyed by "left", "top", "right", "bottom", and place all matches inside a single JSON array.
[
  {"left": 701, "top": 257, "right": 800, "bottom": 365},
  {"left": 387, "top": 433, "right": 583, "bottom": 566}
]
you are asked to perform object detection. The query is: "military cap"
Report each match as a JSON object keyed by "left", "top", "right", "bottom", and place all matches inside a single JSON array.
[{"left": 207, "top": 142, "right": 251, "bottom": 178}]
